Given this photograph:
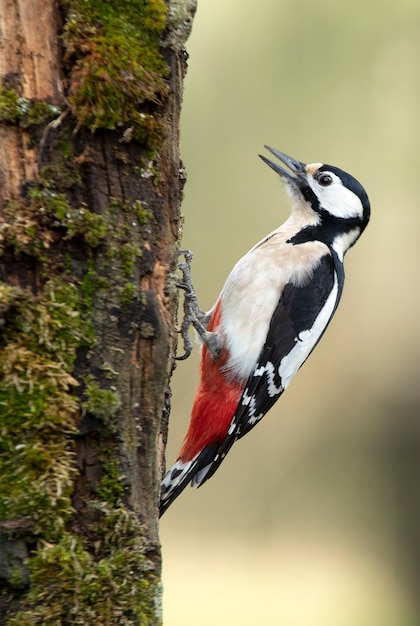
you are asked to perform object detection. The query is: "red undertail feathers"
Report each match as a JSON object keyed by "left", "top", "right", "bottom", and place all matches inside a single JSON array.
[{"left": 179, "top": 300, "right": 244, "bottom": 461}]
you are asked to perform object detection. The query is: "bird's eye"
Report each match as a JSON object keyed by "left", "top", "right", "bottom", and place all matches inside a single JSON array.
[{"left": 317, "top": 173, "right": 333, "bottom": 187}]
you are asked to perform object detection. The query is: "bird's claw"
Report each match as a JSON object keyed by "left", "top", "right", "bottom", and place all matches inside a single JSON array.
[
  {"left": 175, "top": 250, "right": 219, "bottom": 361},
  {"left": 175, "top": 250, "right": 200, "bottom": 361}
]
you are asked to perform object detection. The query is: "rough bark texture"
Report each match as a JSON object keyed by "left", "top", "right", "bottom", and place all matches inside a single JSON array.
[
  {"left": 0, "top": 0, "right": 63, "bottom": 196},
  {"left": 0, "top": 1, "right": 194, "bottom": 623}
]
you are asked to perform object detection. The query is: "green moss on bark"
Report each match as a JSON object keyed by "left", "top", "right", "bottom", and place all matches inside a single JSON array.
[
  {"left": 83, "top": 374, "right": 121, "bottom": 428},
  {"left": 0, "top": 280, "right": 89, "bottom": 537},
  {"left": 0, "top": 273, "right": 161, "bottom": 621},
  {"left": 0, "top": 135, "right": 160, "bottom": 623},
  {"left": 1, "top": 234, "right": 161, "bottom": 623},
  {"left": 6, "top": 511, "right": 159, "bottom": 626},
  {"left": 0, "top": 87, "right": 61, "bottom": 127},
  {"left": 62, "top": 0, "right": 169, "bottom": 151},
  {"left": 0, "top": 188, "right": 109, "bottom": 259}
]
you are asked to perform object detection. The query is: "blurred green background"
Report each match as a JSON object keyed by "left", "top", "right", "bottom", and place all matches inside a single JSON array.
[{"left": 160, "top": 1, "right": 420, "bottom": 624}]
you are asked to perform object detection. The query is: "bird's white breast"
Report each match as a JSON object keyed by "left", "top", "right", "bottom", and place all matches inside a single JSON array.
[{"left": 217, "top": 222, "right": 329, "bottom": 381}]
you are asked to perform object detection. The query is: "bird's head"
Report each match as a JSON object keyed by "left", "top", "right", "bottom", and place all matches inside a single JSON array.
[{"left": 260, "top": 146, "right": 370, "bottom": 240}]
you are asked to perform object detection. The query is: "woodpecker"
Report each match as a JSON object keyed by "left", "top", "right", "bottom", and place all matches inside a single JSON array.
[{"left": 160, "top": 146, "right": 370, "bottom": 516}]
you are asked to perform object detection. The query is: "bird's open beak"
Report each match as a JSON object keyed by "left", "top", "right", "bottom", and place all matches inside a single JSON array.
[{"left": 259, "top": 146, "right": 306, "bottom": 182}]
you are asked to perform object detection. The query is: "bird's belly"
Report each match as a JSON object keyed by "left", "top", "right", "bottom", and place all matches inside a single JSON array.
[{"left": 221, "top": 285, "right": 281, "bottom": 381}]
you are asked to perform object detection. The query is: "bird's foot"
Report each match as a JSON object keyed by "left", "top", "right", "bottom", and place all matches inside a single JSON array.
[{"left": 175, "top": 250, "right": 222, "bottom": 361}]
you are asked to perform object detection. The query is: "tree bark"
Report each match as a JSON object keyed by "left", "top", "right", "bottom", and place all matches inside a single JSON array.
[{"left": 0, "top": 1, "right": 194, "bottom": 623}]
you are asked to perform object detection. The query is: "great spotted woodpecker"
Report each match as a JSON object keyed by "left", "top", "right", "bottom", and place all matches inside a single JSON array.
[{"left": 160, "top": 146, "right": 370, "bottom": 516}]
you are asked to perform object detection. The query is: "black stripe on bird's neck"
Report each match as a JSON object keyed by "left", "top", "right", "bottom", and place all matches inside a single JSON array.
[{"left": 287, "top": 211, "right": 362, "bottom": 249}]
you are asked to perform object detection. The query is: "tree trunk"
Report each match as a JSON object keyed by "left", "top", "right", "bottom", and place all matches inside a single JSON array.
[{"left": 0, "top": 1, "right": 194, "bottom": 623}]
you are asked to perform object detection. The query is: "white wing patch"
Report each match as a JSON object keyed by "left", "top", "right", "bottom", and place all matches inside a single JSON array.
[
  {"left": 279, "top": 273, "right": 339, "bottom": 389},
  {"left": 240, "top": 386, "right": 264, "bottom": 426},
  {"left": 254, "top": 361, "right": 283, "bottom": 397}
]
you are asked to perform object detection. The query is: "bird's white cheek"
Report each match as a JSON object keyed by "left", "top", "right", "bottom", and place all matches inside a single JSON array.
[{"left": 321, "top": 187, "right": 364, "bottom": 220}]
